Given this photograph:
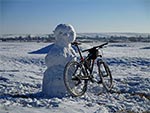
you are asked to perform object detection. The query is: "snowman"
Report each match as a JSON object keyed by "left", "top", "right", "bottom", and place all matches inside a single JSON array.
[{"left": 42, "top": 24, "right": 76, "bottom": 98}]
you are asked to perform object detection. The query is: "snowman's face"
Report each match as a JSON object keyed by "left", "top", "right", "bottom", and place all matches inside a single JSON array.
[{"left": 54, "top": 24, "right": 76, "bottom": 46}]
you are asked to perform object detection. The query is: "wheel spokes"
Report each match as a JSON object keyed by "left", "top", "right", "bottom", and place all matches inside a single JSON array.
[
  {"left": 98, "top": 61, "right": 113, "bottom": 91},
  {"left": 64, "top": 61, "right": 87, "bottom": 96}
]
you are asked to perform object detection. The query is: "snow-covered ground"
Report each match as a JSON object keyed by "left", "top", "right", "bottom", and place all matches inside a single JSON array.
[{"left": 0, "top": 42, "right": 150, "bottom": 113}]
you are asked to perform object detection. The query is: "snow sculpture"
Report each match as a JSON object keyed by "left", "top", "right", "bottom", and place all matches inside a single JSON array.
[{"left": 42, "top": 24, "right": 76, "bottom": 98}]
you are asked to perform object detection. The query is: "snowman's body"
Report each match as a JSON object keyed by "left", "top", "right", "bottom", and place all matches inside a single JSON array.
[{"left": 42, "top": 24, "right": 76, "bottom": 97}]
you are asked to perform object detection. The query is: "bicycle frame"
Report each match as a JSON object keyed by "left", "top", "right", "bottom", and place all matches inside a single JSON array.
[
  {"left": 74, "top": 44, "right": 99, "bottom": 81},
  {"left": 64, "top": 42, "right": 113, "bottom": 96}
]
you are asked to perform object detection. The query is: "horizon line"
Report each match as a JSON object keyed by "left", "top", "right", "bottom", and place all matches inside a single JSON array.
[{"left": 1, "top": 32, "right": 150, "bottom": 36}]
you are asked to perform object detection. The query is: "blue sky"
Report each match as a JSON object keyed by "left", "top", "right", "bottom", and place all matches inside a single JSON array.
[{"left": 0, "top": 0, "right": 150, "bottom": 34}]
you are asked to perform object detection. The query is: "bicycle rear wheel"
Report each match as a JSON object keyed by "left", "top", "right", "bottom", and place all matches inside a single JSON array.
[
  {"left": 64, "top": 61, "right": 87, "bottom": 97},
  {"left": 97, "top": 59, "right": 113, "bottom": 91}
]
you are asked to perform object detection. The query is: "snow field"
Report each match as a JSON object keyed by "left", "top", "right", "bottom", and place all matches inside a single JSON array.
[{"left": 0, "top": 42, "right": 150, "bottom": 113}]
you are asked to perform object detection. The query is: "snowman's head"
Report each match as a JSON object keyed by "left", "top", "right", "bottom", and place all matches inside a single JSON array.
[{"left": 54, "top": 24, "right": 76, "bottom": 47}]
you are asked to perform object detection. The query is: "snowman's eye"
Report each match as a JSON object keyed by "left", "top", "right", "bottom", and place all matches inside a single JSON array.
[{"left": 59, "top": 32, "right": 63, "bottom": 35}]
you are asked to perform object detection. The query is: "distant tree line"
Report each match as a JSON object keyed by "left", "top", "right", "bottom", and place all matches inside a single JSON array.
[
  {"left": 0, "top": 34, "right": 150, "bottom": 43},
  {"left": 77, "top": 35, "right": 150, "bottom": 43},
  {"left": 0, "top": 35, "right": 55, "bottom": 42}
]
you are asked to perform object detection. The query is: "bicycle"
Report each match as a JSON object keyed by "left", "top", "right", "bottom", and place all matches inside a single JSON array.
[{"left": 64, "top": 42, "right": 113, "bottom": 97}]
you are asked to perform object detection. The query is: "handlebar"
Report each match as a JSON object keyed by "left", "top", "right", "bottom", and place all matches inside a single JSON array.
[
  {"left": 71, "top": 41, "right": 108, "bottom": 59},
  {"left": 82, "top": 42, "right": 108, "bottom": 52},
  {"left": 71, "top": 41, "right": 81, "bottom": 45}
]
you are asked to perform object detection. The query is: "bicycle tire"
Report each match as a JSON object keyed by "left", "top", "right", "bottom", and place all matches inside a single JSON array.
[
  {"left": 64, "top": 61, "right": 87, "bottom": 97},
  {"left": 97, "top": 59, "right": 113, "bottom": 91}
]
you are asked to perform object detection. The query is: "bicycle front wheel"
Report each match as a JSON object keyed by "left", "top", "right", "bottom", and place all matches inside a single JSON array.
[
  {"left": 97, "top": 59, "right": 113, "bottom": 91},
  {"left": 64, "top": 61, "right": 87, "bottom": 97}
]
